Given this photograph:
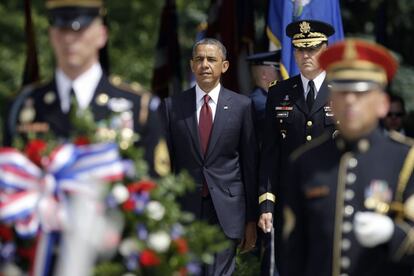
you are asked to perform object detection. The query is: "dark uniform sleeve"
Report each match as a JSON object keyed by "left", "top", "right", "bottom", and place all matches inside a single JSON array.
[
  {"left": 258, "top": 83, "right": 279, "bottom": 214},
  {"left": 139, "top": 94, "right": 170, "bottom": 178},
  {"left": 3, "top": 85, "right": 35, "bottom": 147},
  {"left": 388, "top": 146, "right": 414, "bottom": 265},
  {"left": 282, "top": 154, "right": 307, "bottom": 276}
]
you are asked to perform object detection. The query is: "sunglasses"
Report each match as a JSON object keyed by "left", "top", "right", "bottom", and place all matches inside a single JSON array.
[{"left": 387, "top": 112, "right": 404, "bottom": 118}]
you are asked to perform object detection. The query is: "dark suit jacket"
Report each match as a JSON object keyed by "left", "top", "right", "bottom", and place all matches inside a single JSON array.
[
  {"left": 162, "top": 86, "right": 258, "bottom": 239},
  {"left": 259, "top": 74, "right": 337, "bottom": 214},
  {"left": 5, "top": 74, "right": 167, "bottom": 177}
]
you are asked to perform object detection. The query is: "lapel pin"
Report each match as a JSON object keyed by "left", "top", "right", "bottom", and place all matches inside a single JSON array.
[
  {"left": 96, "top": 93, "right": 109, "bottom": 106},
  {"left": 293, "top": 84, "right": 298, "bottom": 88},
  {"left": 224, "top": 105, "right": 229, "bottom": 110}
]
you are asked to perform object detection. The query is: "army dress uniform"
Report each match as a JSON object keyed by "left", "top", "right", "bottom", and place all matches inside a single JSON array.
[
  {"left": 258, "top": 19, "right": 337, "bottom": 213},
  {"left": 284, "top": 130, "right": 414, "bottom": 276},
  {"left": 6, "top": 69, "right": 169, "bottom": 177},
  {"left": 283, "top": 39, "right": 414, "bottom": 276}
]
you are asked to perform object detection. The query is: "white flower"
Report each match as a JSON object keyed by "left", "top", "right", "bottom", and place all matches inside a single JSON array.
[
  {"left": 147, "top": 231, "right": 171, "bottom": 253},
  {"left": 146, "top": 201, "right": 165, "bottom": 221},
  {"left": 112, "top": 184, "right": 129, "bottom": 204},
  {"left": 119, "top": 238, "right": 139, "bottom": 257}
]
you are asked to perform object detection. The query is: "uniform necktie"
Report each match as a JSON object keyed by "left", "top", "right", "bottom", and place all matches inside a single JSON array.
[
  {"left": 69, "top": 87, "right": 76, "bottom": 113},
  {"left": 306, "top": 80, "right": 315, "bottom": 111},
  {"left": 199, "top": 94, "right": 213, "bottom": 155},
  {"left": 199, "top": 94, "right": 212, "bottom": 196}
]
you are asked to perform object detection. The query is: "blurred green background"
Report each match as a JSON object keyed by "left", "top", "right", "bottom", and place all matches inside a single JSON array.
[{"left": 0, "top": 0, "right": 414, "bottom": 110}]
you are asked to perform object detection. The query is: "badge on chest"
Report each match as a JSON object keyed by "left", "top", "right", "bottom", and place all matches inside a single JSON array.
[{"left": 364, "top": 180, "right": 392, "bottom": 214}]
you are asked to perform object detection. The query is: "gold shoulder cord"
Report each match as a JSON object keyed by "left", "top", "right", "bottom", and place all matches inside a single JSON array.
[{"left": 392, "top": 146, "right": 414, "bottom": 220}]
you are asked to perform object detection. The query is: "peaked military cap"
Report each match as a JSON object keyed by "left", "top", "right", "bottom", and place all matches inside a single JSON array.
[
  {"left": 319, "top": 39, "right": 398, "bottom": 92},
  {"left": 246, "top": 50, "right": 281, "bottom": 67},
  {"left": 286, "top": 19, "right": 335, "bottom": 48},
  {"left": 46, "top": 0, "right": 104, "bottom": 31}
]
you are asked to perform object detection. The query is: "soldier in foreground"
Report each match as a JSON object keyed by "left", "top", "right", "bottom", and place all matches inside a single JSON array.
[
  {"left": 284, "top": 39, "right": 414, "bottom": 276},
  {"left": 5, "top": 0, "right": 169, "bottom": 177}
]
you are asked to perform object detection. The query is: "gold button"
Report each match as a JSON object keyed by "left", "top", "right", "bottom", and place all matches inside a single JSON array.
[
  {"left": 346, "top": 173, "right": 356, "bottom": 184},
  {"left": 344, "top": 205, "right": 354, "bottom": 217},
  {"left": 341, "top": 256, "right": 351, "bottom": 269},
  {"left": 341, "top": 238, "right": 351, "bottom": 250},
  {"left": 342, "top": 222, "right": 353, "bottom": 233},
  {"left": 306, "top": 135, "right": 312, "bottom": 141},
  {"left": 307, "top": 120, "right": 313, "bottom": 127},
  {"left": 345, "top": 190, "right": 355, "bottom": 201},
  {"left": 348, "top": 158, "right": 358, "bottom": 169}
]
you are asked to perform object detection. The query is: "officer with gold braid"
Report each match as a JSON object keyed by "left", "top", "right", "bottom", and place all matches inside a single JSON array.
[
  {"left": 257, "top": 20, "right": 338, "bottom": 274},
  {"left": 5, "top": 0, "right": 169, "bottom": 177},
  {"left": 283, "top": 39, "right": 414, "bottom": 276}
]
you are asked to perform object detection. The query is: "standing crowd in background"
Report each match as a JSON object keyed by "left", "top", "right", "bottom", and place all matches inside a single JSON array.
[{"left": 1, "top": 1, "right": 414, "bottom": 276}]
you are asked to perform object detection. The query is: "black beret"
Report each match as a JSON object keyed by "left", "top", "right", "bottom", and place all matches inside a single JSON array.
[{"left": 246, "top": 51, "right": 281, "bottom": 67}]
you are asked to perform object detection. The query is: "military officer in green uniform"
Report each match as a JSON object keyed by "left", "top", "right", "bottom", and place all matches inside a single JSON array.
[
  {"left": 5, "top": 0, "right": 169, "bottom": 177},
  {"left": 257, "top": 20, "right": 337, "bottom": 273},
  {"left": 284, "top": 39, "right": 414, "bottom": 276}
]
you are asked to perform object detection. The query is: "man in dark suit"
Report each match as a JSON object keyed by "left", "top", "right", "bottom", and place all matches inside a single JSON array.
[
  {"left": 246, "top": 50, "right": 281, "bottom": 145},
  {"left": 162, "top": 38, "right": 258, "bottom": 275},
  {"left": 257, "top": 20, "right": 338, "bottom": 273},
  {"left": 284, "top": 38, "right": 414, "bottom": 276},
  {"left": 5, "top": 0, "right": 169, "bottom": 177}
]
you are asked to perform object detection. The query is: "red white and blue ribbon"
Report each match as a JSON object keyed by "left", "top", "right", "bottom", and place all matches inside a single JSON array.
[
  {"left": 0, "top": 142, "right": 125, "bottom": 236},
  {"left": 0, "top": 143, "right": 127, "bottom": 276}
]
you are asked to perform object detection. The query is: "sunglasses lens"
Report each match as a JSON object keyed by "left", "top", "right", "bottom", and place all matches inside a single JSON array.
[{"left": 387, "top": 112, "right": 404, "bottom": 118}]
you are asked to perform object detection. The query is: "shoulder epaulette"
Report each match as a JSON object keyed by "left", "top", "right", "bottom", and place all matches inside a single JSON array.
[
  {"left": 389, "top": 131, "right": 414, "bottom": 146},
  {"left": 290, "top": 132, "right": 331, "bottom": 162},
  {"left": 109, "top": 75, "right": 149, "bottom": 95},
  {"left": 269, "top": 80, "right": 278, "bottom": 88}
]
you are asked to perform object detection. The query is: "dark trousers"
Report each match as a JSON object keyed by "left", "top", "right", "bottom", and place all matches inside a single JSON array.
[{"left": 201, "top": 195, "right": 237, "bottom": 276}]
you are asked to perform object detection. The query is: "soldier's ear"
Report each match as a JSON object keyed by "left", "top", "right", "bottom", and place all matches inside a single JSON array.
[
  {"left": 377, "top": 91, "right": 390, "bottom": 119},
  {"left": 96, "top": 23, "right": 108, "bottom": 49}
]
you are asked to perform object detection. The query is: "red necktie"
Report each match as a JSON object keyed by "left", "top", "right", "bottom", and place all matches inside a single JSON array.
[
  {"left": 199, "top": 95, "right": 213, "bottom": 155},
  {"left": 199, "top": 94, "right": 212, "bottom": 196}
]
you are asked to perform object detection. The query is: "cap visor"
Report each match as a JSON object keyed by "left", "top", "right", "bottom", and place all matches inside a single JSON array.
[{"left": 328, "top": 81, "right": 383, "bottom": 92}]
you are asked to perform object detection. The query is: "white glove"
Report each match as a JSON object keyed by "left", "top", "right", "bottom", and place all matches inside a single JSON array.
[{"left": 353, "top": 211, "right": 394, "bottom": 248}]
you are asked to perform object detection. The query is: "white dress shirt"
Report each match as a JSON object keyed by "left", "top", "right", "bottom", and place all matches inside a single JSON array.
[
  {"left": 195, "top": 83, "right": 221, "bottom": 124},
  {"left": 56, "top": 63, "right": 103, "bottom": 113},
  {"left": 300, "top": 71, "right": 326, "bottom": 100}
]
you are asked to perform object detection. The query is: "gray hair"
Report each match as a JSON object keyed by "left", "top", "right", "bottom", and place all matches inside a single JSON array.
[{"left": 192, "top": 38, "right": 227, "bottom": 60}]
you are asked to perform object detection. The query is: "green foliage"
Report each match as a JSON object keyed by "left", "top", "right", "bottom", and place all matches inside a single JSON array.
[
  {"left": 235, "top": 251, "right": 261, "bottom": 276},
  {"left": 0, "top": 0, "right": 212, "bottom": 100}
]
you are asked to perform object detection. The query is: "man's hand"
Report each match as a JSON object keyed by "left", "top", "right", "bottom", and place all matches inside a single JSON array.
[
  {"left": 258, "top": 212, "right": 273, "bottom": 233},
  {"left": 354, "top": 211, "right": 394, "bottom": 248},
  {"left": 239, "top": 221, "right": 257, "bottom": 253}
]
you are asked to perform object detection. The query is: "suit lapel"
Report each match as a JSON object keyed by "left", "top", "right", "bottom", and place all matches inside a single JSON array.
[
  {"left": 89, "top": 76, "right": 109, "bottom": 120},
  {"left": 181, "top": 88, "right": 203, "bottom": 159},
  {"left": 310, "top": 81, "right": 329, "bottom": 115},
  {"left": 291, "top": 76, "right": 308, "bottom": 114},
  {"left": 205, "top": 87, "right": 231, "bottom": 158},
  {"left": 43, "top": 80, "right": 72, "bottom": 135}
]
